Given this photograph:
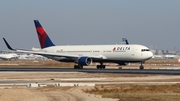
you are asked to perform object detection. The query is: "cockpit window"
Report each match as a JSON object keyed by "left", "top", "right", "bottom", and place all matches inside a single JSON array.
[{"left": 141, "top": 49, "right": 150, "bottom": 52}]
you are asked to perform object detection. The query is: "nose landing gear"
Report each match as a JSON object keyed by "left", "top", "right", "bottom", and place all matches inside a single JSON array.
[{"left": 139, "top": 62, "right": 144, "bottom": 70}]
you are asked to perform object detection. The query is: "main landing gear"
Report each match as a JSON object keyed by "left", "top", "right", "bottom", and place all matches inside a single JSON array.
[
  {"left": 74, "top": 64, "right": 83, "bottom": 69},
  {"left": 139, "top": 62, "right": 144, "bottom": 70},
  {"left": 96, "top": 62, "right": 106, "bottom": 69}
]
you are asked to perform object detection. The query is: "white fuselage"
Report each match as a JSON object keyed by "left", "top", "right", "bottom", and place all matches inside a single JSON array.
[{"left": 40, "top": 44, "right": 153, "bottom": 63}]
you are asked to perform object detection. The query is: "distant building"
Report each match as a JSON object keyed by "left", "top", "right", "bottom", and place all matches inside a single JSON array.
[{"left": 151, "top": 49, "right": 179, "bottom": 59}]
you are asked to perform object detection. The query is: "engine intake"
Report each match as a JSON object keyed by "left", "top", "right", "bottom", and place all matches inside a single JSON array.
[{"left": 78, "top": 57, "right": 92, "bottom": 66}]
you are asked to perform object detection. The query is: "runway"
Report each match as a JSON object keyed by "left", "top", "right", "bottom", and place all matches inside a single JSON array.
[{"left": 0, "top": 67, "right": 180, "bottom": 75}]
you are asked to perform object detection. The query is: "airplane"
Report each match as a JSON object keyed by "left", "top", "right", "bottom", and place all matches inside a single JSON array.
[
  {"left": 0, "top": 53, "right": 19, "bottom": 60},
  {"left": 3, "top": 20, "right": 153, "bottom": 69}
]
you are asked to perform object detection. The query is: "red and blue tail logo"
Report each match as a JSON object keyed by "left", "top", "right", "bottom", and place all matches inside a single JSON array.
[{"left": 34, "top": 20, "right": 55, "bottom": 49}]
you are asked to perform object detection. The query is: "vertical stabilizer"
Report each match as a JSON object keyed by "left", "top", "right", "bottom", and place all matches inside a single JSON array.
[
  {"left": 122, "top": 38, "right": 129, "bottom": 45},
  {"left": 34, "top": 20, "right": 55, "bottom": 49}
]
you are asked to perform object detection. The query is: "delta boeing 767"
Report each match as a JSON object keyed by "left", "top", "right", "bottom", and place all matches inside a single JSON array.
[{"left": 3, "top": 20, "right": 153, "bottom": 69}]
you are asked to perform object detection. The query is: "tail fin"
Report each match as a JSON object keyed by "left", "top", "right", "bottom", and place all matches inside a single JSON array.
[
  {"left": 122, "top": 38, "right": 129, "bottom": 45},
  {"left": 34, "top": 20, "right": 55, "bottom": 49}
]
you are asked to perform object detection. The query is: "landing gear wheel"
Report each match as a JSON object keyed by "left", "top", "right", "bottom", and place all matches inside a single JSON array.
[
  {"left": 74, "top": 65, "right": 77, "bottom": 69},
  {"left": 97, "top": 65, "right": 100, "bottom": 69},
  {"left": 139, "top": 65, "right": 144, "bottom": 70},
  {"left": 79, "top": 65, "right": 83, "bottom": 69},
  {"left": 96, "top": 65, "right": 106, "bottom": 69},
  {"left": 74, "top": 65, "right": 83, "bottom": 69},
  {"left": 102, "top": 65, "right": 105, "bottom": 69},
  {"left": 139, "top": 62, "right": 144, "bottom": 70}
]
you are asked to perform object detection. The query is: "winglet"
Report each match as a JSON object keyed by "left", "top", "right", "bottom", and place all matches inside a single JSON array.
[{"left": 3, "top": 38, "right": 15, "bottom": 50}]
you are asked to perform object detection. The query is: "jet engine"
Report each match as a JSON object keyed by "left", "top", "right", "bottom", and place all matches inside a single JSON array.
[{"left": 78, "top": 57, "right": 92, "bottom": 66}]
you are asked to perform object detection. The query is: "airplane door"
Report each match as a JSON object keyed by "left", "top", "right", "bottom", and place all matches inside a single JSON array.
[
  {"left": 131, "top": 48, "right": 135, "bottom": 56},
  {"left": 141, "top": 52, "right": 143, "bottom": 59},
  {"left": 140, "top": 49, "right": 144, "bottom": 59}
]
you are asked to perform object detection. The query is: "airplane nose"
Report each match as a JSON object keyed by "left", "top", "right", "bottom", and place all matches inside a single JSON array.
[
  {"left": 146, "top": 51, "right": 153, "bottom": 60},
  {"left": 143, "top": 51, "right": 153, "bottom": 60},
  {"left": 148, "top": 51, "right": 153, "bottom": 59}
]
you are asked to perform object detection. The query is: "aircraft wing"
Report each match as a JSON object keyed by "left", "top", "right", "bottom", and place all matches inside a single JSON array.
[
  {"left": 16, "top": 49, "right": 103, "bottom": 59},
  {"left": 3, "top": 38, "right": 104, "bottom": 59}
]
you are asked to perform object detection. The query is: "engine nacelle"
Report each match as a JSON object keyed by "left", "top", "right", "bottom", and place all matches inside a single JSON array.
[{"left": 78, "top": 57, "right": 92, "bottom": 66}]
